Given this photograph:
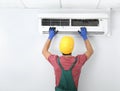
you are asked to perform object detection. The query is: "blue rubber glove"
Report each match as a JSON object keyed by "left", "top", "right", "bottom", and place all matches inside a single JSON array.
[
  {"left": 48, "top": 27, "right": 58, "bottom": 40},
  {"left": 78, "top": 27, "right": 88, "bottom": 40}
]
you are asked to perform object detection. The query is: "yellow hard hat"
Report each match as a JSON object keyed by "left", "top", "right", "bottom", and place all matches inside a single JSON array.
[{"left": 59, "top": 36, "right": 74, "bottom": 54}]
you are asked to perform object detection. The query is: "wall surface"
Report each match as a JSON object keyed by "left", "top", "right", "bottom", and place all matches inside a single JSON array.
[{"left": 0, "top": 9, "right": 120, "bottom": 91}]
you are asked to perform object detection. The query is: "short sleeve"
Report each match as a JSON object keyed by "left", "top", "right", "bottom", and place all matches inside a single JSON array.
[
  {"left": 48, "top": 54, "right": 58, "bottom": 68},
  {"left": 76, "top": 54, "right": 87, "bottom": 66}
]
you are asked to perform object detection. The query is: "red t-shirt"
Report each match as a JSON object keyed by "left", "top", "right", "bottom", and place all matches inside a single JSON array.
[{"left": 48, "top": 54, "right": 87, "bottom": 88}]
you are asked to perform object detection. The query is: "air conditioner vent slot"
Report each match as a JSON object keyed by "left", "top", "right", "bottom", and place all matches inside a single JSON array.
[
  {"left": 42, "top": 18, "right": 70, "bottom": 26},
  {"left": 71, "top": 19, "right": 99, "bottom": 26}
]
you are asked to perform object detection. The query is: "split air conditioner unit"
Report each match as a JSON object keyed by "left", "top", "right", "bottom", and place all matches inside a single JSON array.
[{"left": 38, "top": 9, "right": 111, "bottom": 36}]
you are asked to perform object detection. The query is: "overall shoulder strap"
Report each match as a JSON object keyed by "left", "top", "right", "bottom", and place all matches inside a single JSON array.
[
  {"left": 57, "top": 57, "right": 64, "bottom": 70},
  {"left": 69, "top": 57, "right": 78, "bottom": 70}
]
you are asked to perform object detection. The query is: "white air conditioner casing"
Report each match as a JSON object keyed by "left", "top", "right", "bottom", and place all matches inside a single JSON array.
[{"left": 38, "top": 9, "right": 111, "bottom": 36}]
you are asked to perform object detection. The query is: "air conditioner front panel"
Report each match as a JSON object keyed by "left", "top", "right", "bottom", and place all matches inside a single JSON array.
[{"left": 38, "top": 9, "right": 110, "bottom": 36}]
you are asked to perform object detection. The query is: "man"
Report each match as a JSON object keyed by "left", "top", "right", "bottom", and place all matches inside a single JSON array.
[{"left": 42, "top": 27, "right": 93, "bottom": 91}]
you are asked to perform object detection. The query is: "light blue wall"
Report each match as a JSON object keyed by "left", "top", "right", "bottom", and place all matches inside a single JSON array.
[{"left": 0, "top": 9, "right": 120, "bottom": 91}]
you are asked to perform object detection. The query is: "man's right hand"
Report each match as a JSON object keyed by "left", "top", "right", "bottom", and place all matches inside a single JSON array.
[
  {"left": 48, "top": 27, "right": 58, "bottom": 40},
  {"left": 78, "top": 27, "right": 88, "bottom": 40}
]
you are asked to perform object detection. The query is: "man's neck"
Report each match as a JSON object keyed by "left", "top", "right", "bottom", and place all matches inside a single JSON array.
[{"left": 62, "top": 54, "right": 72, "bottom": 57}]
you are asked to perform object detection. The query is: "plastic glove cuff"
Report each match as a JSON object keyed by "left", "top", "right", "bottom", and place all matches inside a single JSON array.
[{"left": 48, "top": 36, "right": 53, "bottom": 40}]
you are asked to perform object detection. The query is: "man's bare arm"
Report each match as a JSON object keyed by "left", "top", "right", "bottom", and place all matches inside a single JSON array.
[
  {"left": 42, "top": 27, "right": 58, "bottom": 60},
  {"left": 42, "top": 39, "right": 52, "bottom": 60},
  {"left": 78, "top": 27, "right": 94, "bottom": 59},
  {"left": 84, "top": 39, "right": 94, "bottom": 59}
]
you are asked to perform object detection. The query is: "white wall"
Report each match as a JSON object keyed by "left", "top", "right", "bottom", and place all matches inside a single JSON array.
[{"left": 0, "top": 9, "right": 120, "bottom": 91}]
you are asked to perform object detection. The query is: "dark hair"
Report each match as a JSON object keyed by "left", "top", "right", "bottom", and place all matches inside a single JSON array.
[{"left": 62, "top": 53, "right": 72, "bottom": 55}]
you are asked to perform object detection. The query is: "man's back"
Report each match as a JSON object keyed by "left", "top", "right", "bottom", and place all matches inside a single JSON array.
[{"left": 48, "top": 54, "right": 87, "bottom": 88}]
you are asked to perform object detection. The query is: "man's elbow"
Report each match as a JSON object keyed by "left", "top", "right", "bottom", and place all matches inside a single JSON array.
[
  {"left": 42, "top": 49, "right": 45, "bottom": 55},
  {"left": 42, "top": 49, "right": 49, "bottom": 57},
  {"left": 90, "top": 49, "right": 94, "bottom": 55}
]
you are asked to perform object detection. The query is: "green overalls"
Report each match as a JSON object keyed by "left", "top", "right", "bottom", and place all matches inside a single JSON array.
[{"left": 55, "top": 57, "right": 77, "bottom": 91}]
